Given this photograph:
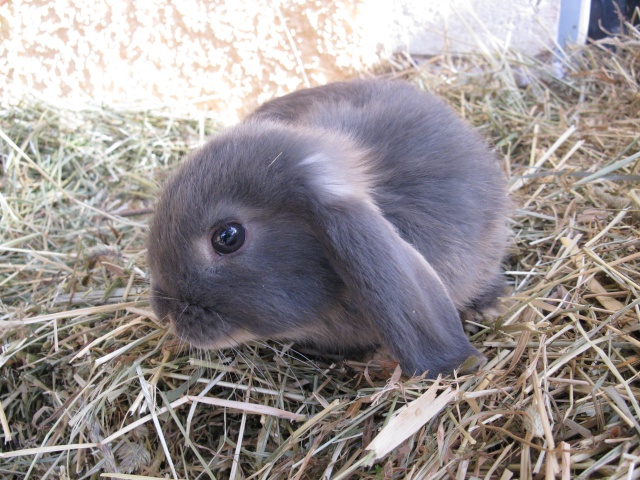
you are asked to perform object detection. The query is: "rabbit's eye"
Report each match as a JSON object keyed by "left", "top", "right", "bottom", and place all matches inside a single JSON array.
[{"left": 211, "top": 223, "right": 246, "bottom": 254}]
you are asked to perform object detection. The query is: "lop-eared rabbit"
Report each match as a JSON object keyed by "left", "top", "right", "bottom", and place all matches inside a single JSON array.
[{"left": 148, "top": 80, "right": 508, "bottom": 377}]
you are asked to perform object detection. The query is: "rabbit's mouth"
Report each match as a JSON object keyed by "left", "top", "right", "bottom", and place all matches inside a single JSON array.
[
  {"left": 165, "top": 301, "right": 255, "bottom": 349},
  {"left": 149, "top": 285, "right": 253, "bottom": 348}
]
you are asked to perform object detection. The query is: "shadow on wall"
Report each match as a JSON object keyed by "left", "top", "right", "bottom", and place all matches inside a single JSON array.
[{"left": 588, "top": 0, "right": 640, "bottom": 39}]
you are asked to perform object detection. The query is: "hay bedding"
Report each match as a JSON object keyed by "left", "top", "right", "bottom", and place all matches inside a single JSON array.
[{"left": 1, "top": 26, "right": 639, "bottom": 480}]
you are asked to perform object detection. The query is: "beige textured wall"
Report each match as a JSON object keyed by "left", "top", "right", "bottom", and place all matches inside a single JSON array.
[
  {"left": 0, "top": 0, "right": 559, "bottom": 119},
  {"left": 1, "top": 0, "right": 369, "bottom": 119}
]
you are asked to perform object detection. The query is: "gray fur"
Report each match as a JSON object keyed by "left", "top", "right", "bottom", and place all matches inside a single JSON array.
[{"left": 148, "top": 80, "right": 509, "bottom": 377}]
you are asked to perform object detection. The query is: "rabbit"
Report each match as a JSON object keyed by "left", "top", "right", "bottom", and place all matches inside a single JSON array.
[{"left": 147, "top": 79, "right": 509, "bottom": 377}]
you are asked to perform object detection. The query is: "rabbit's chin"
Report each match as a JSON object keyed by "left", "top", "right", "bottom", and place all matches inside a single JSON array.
[
  {"left": 168, "top": 311, "right": 324, "bottom": 351},
  {"left": 172, "top": 319, "right": 359, "bottom": 354},
  {"left": 173, "top": 324, "right": 261, "bottom": 350}
]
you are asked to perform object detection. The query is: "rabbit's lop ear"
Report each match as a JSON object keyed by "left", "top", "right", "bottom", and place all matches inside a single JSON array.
[{"left": 302, "top": 158, "right": 485, "bottom": 376}]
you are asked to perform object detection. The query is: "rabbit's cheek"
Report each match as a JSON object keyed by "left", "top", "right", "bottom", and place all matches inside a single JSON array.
[{"left": 194, "top": 236, "right": 217, "bottom": 264}]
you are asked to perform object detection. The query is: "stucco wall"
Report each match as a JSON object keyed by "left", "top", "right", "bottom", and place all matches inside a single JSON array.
[{"left": 0, "top": 0, "right": 560, "bottom": 119}]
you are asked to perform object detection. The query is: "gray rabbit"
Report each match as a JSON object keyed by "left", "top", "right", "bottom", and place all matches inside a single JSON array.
[{"left": 148, "top": 80, "right": 509, "bottom": 377}]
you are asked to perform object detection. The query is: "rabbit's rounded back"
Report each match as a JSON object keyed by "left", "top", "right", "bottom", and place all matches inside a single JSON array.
[
  {"left": 148, "top": 80, "right": 508, "bottom": 377},
  {"left": 250, "top": 81, "right": 508, "bottom": 308}
]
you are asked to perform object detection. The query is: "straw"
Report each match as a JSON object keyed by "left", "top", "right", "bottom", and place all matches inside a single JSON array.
[{"left": 1, "top": 25, "right": 639, "bottom": 479}]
